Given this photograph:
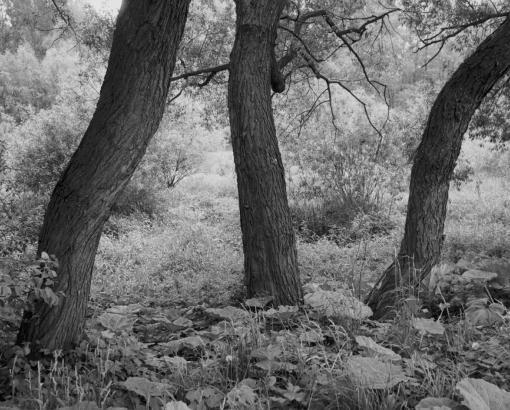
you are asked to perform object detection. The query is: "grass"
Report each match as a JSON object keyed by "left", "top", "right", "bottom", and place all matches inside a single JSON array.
[
  {"left": 1, "top": 143, "right": 510, "bottom": 409},
  {"left": 444, "top": 140, "right": 510, "bottom": 260}
]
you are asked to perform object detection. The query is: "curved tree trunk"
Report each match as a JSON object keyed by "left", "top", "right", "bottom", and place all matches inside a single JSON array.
[
  {"left": 228, "top": 0, "right": 302, "bottom": 305},
  {"left": 367, "top": 17, "right": 510, "bottom": 319},
  {"left": 17, "top": 0, "right": 190, "bottom": 351}
]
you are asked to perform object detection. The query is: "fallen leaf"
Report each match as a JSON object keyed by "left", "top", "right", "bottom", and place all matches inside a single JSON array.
[
  {"left": 244, "top": 296, "right": 273, "bottom": 308},
  {"left": 172, "top": 317, "right": 193, "bottom": 328},
  {"left": 456, "top": 378, "right": 510, "bottom": 410},
  {"left": 163, "top": 356, "right": 188, "bottom": 369},
  {"left": 304, "top": 289, "right": 372, "bottom": 320},
  {"left": 263, "top": 305, "right": 299, "bottom": 321},
  {"left": 186, "top": 387, "right": 224, "bottom": 409},
  {"left": 164, "top": 402, "right": 193, "bottom": 410},
  {"left": 412, "top": 318, "right": 445, "bottom": 335},
  {"left": 255, "top": 360, "right": 297, "bottom": 371},
  {"left": 107, "top": 304, "right": 142, "bottom": 315},
  {"left": 461, "top": 270, "right": 498, "bottom": 282},
  {"left": 346, "top": 356, "right": 408, "bottom": 389},
  {"left": 355, "top": 336, "right": 401, "bottom": 361},
  {"left": 226, "top": 384, "right": 257, "bottom": 407},
  {"left": 415, "top": 396, "right": 457, "bottom": 410},
  {"left": 251, "top": 345, "right": 281, "bottom": 361},
  {"left": 163, "top": 336, "right": 206, "bottom": 354},
  {"left": 205, "top": 306, "right": 250, "bottom": 321},
  {"left": 97, "top": 312, "right": 137, "bottom": 333},
  {"left": 465, "top": 300, "right": 505, "bottom": 327},
  {"left": 56, "top": 402, "right": 100, "bottom": 410},
  {"left": 121, "top": 377, "right": 174, "bottom": 399}
]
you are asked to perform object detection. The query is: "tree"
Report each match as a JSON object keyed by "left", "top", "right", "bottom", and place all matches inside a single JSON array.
[
  {"left": 228, "top": 0, "right": 302, "bottom": 305},
  {"left": 366, "top": 15, "right": 510, "bottom": 319},
  {"left": 173, "top": 1, "right": 397, "bottom": 304},
  {"left": 16, "top": 0, "right": 191, "bottom": 351}
]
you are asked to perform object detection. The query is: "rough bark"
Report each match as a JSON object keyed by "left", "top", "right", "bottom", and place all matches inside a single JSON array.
[
  {"left": 228, "top": 0, "right": 302, "bottom": 305},
  {"left": 17, "top": 0, "right": 190, "bottom": 351},
  {"left": 366, "top": 17, "right": 510, "bottom": 319}
]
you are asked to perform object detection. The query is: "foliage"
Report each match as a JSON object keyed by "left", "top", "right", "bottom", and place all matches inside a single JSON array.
[
  {"left": 470, "top": 81, "right": 510, "bottom": 143},
  {"left": 10, "top": 96, "right": 90, "bottom": 194},
  {"left": 0, "top": 252, "right": 61, "bottom": 340},
  {"left": 1, "top": 1, "right": 510, "bottom": 409},
  {"left": 279, "top": 83, "right": 409, "bottom": 242},
  {"left": 0, "top": 44, "right": 68, "bottom": 123},
  {"left": 2, "top": 282, "right": 509, "bottom": 409}
]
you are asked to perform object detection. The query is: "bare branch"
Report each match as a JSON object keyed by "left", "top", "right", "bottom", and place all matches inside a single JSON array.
[
  {"left": 50, "top": 0, "right": 79, "bottom": 40},
  {"left": 324, "top": 9, "right": 399, "bottom": 40},
  {"left": 416, "top": 11, "right": 509, "bottom": 65},
  {"left": 169, "top": 63, "right": 230, "bottom": 84},
  {"left": 300, "top": 51, "right": 388, "bottom": 158}
]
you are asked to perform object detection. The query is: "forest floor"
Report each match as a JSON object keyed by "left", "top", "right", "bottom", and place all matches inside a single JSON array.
[{"left": 1, "top": 142, "right": 510, "bottom": 410}]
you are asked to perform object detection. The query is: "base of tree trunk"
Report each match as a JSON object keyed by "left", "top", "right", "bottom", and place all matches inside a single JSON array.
[{"left": 365, "top": 257, "right": 433, "bottom": 320}]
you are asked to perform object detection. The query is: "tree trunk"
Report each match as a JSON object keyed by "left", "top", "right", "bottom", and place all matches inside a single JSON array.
[
  {"left": 366, "top": 17, "right": 510, "bottom": 319},
  {"left": 228, "top": 0, "right": 302, "bottom": 305},
  {"left": 17, "top": 0, "right": 190, "bottom": 351}
]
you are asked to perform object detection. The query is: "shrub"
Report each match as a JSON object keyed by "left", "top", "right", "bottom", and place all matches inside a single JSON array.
[
  {"left": 278, "top": 83, "right": 414, "bottom": 242},
  {"left": 12, "top": 103, "right": 85, "bottom": 194},
  {"left": 452, "top": 157, "right": 474, "bottom": 190},
  {"left": 110, "top": 181, "right": 164, "bottom": 218}
]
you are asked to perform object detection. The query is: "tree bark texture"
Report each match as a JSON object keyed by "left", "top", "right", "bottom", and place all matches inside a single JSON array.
[
  {"left": 366, "top": 17, "right": 510, "bottom": 319},
  {"left": 17, "top": 0, "right": 190, "bottom": 351},
  {"left": 228, "top": 0, "right": 302, "bottom": 305}
]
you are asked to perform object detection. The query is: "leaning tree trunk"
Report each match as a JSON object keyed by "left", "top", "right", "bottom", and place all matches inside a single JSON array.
[
  {"left": 366, "top": 17, "right": 510, "bottom": 319},
  {"left": 228, "top": 0, "right": 302, "bottom": 305},
  {"left": 17, "top": 0, "right": 190, "bottom": 351}
]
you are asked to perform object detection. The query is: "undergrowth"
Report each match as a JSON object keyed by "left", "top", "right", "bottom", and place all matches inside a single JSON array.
[{"left": 1, "top": 145, "right": 509, "bottom": 409}]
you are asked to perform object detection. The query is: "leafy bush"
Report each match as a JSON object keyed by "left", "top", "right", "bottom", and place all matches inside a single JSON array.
[
  {"left": 11, "top": 101, "right": 87, "bottom": 194},
  {"left": 0, "top": 42, "right": 78, "bottom": 123},
  {"left": 284, "top": 127, "right": 404, "bottom": 242},
  {"left": 110, "top": 182, "right": 164, "bottom": 219},
  {"left": 452, "top": 157, "right": 474, "bottom": 190}
]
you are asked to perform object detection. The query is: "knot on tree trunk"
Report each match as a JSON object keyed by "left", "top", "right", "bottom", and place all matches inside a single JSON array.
[{"left": 270, "top": 50, "right": 285, "bottom": 93}]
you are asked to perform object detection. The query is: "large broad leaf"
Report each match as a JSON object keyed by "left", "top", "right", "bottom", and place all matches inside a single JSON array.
[
  {"left": 355, "top": 336, "right": 401, "bottom": 361},
  {"left": 461, "top": 270, "right": 498, "bottom": 282},
  {"left": 251, "top": 345, "right": 282, "bottom": 361},
  {"left": 346, "top": 356, "right": 408, "bottom": 389},
  {"left": 56, "top": 403, "right": 107, "bottom": 410},
  {"left": 205, "top": 306, "right": 250, "bottom": 321},
  {"left": 456, "top": 378, "right": 510, "bottom": 410},
  {"left": 226, "top": 384, "right": 257, "bottom": 407},
  {"left": 244, "top": 296, "right": 273, "bottom": 308},
  {"left": 163, "top": 356, "right": 189, "bottom": 370},
  {"left": 163, "top": 336, "right": 206, "bottom": 354},
  {"left": 465, "top": 299, "right": 505, "bottom": 327},
  {"left": 412, "top": 318, "right": 445, "bottom": 335},
  {"left": 172, "top": 317, "right": 193, "bottom": 328},
  {"left": 263, "top": 305, "right": 299, "bottom": 321},
  {"left": 304, "top": 289, "right": 372, "bottom": 320},
  {"left": 415, "top": 397, "right": 457, "bottom": 410},
  {"left": 107, "top": 304, "right": 142, "bottom": 315},
  {"left": 164, "top": 402, "right": 193, "bottom": 410},
  {"left": 97, "top": 312, "right": 137, "bottom": 333},
  {"left": 186, "top": 387, "right": 224, "bottom": 409},
  {"left": 121, "top": 377, "right": 174, "bottom": 399}
]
